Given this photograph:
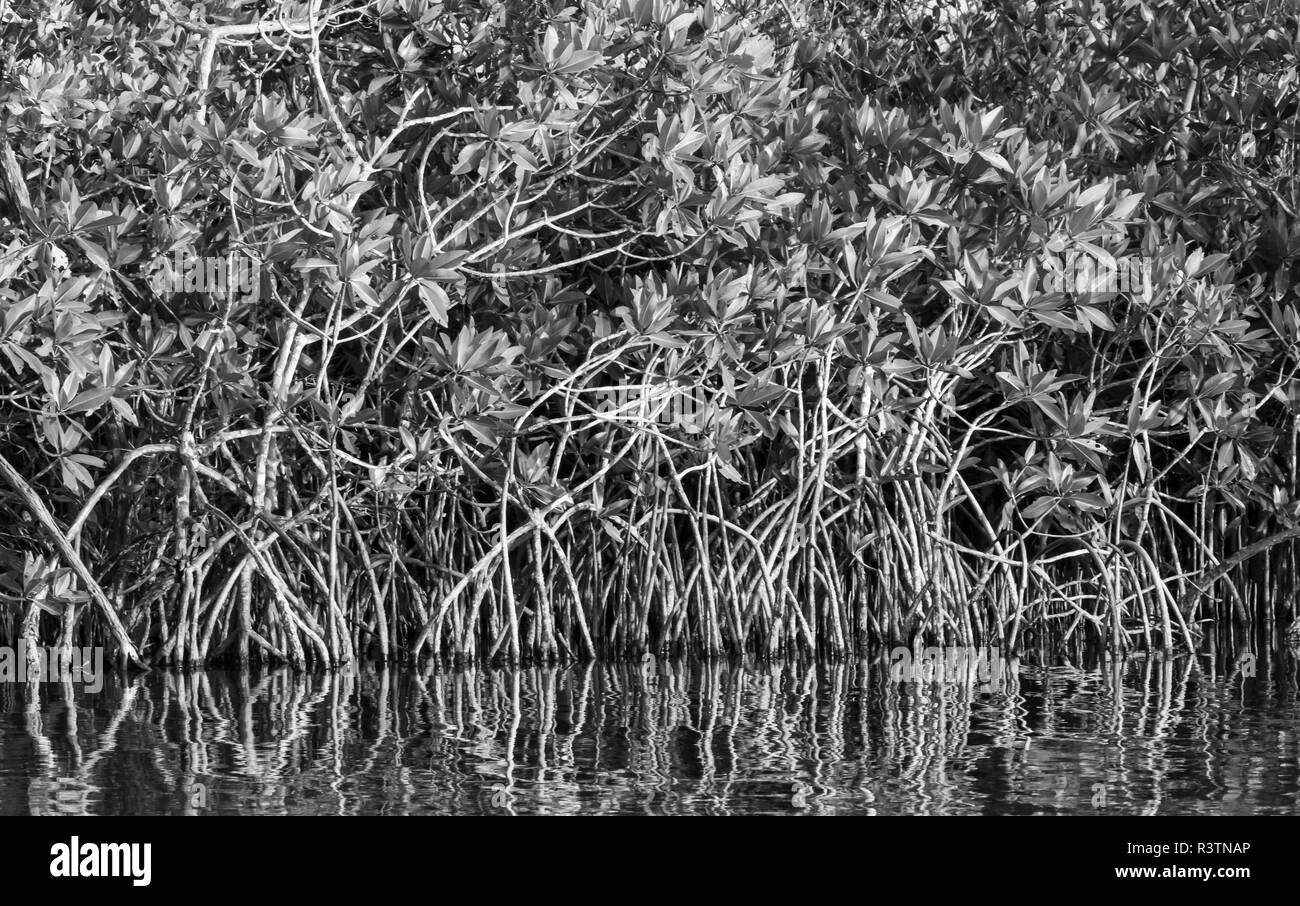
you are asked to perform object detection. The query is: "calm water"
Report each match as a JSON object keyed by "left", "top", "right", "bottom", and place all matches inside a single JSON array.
[{"left": 2, "top": 653, "right": 1298, "bottom": 815}]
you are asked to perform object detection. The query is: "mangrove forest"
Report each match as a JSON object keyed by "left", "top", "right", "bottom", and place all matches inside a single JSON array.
[{"left": 1, "top": 0, "right": 1299, "bottom": 671}]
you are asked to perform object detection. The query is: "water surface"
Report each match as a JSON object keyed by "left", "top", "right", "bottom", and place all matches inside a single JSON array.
[{"left": 2, "top": 654, "right": 1298, "bottom": 815}]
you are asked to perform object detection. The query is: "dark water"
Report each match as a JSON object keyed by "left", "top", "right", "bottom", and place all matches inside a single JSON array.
[{"left": 2, "top": 653, "right": 1298, "bottom": 815}]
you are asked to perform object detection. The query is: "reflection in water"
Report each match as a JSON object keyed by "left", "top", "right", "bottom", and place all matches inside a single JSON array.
[{"left": 1, "top": 653, "right": 1298, "bottom": 815}]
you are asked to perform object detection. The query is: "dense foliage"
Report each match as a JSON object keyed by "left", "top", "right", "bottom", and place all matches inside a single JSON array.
[{"left": 2, "top": 0, "right": 1299, "bottom": 667}]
